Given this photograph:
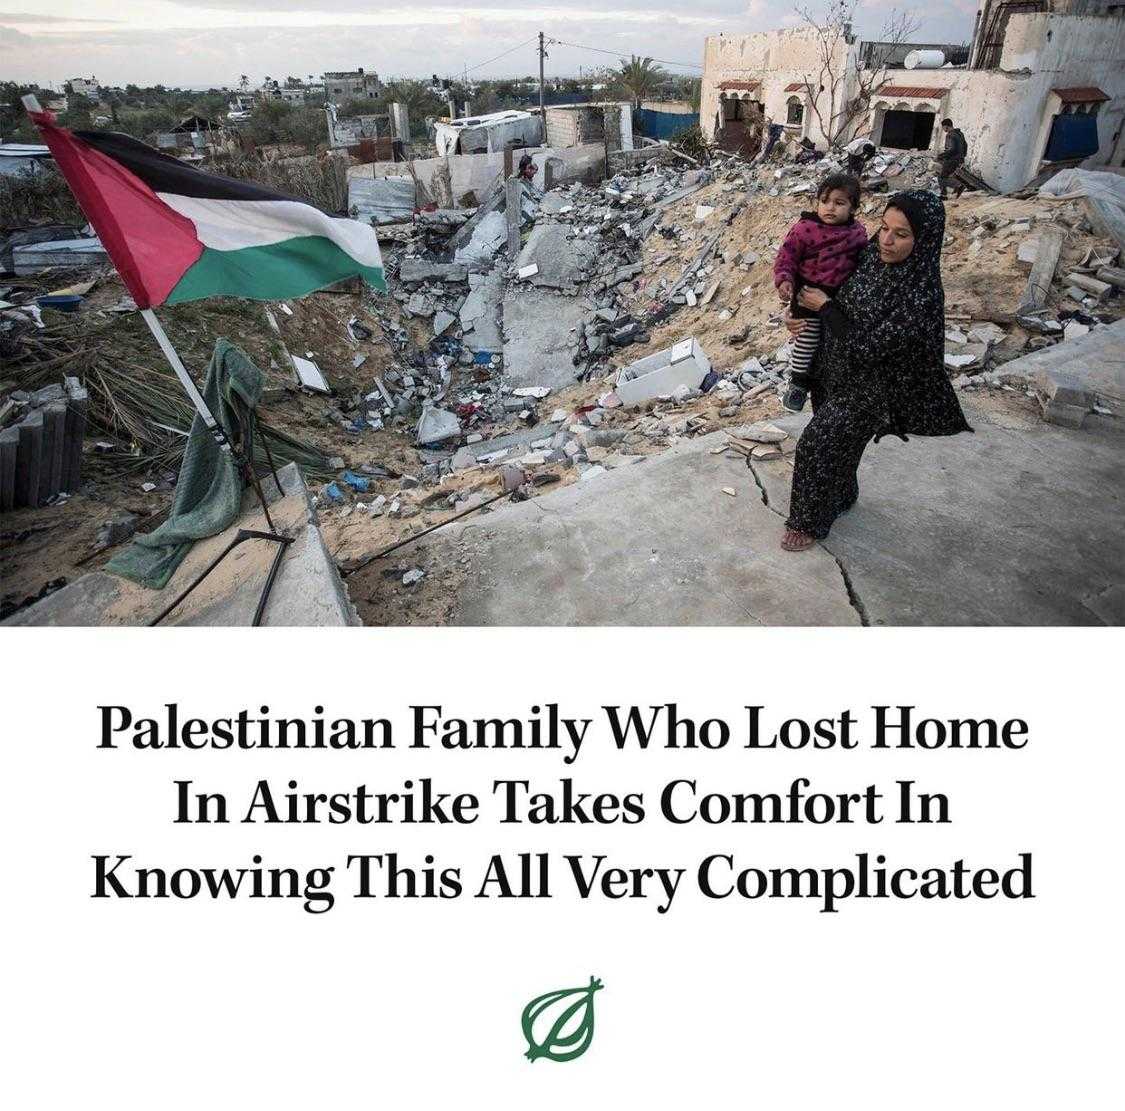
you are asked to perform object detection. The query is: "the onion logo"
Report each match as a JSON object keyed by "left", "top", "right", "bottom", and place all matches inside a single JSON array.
[{"left": 521, "top": 976, "right": 604, "bottom": 1062}]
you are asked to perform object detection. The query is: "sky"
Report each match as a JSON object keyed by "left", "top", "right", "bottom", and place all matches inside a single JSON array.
[{"left": 1, "top": 1, "right": 978, "bottom": 90}]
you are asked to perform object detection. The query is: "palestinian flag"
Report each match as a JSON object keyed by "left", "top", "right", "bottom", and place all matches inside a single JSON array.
[{"left": 27, "top": 109, "right": 385, "bottom": 309}]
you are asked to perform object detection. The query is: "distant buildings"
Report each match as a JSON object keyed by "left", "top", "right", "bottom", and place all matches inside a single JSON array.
[
  {"left": 66, "top": 77, "right": 101, "bottom": 99},
  {"left": 322, "top": 69, "right": 382, "bottom": 101}
]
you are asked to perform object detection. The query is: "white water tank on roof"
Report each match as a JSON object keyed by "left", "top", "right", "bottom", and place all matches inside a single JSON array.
[{"left": 905, "top": 49, "right": 946, "bottom": 69}]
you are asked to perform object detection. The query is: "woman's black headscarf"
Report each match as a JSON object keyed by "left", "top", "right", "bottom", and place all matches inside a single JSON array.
[{"left": 819, "top": 189, "right": 971, "bottom": 438}]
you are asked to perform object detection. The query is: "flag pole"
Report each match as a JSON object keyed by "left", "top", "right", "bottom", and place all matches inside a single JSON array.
[
  {"left": 140, "top": 309, "right": 280, "bottom": 536},
  {"left": 139, "top": 308, "right": 230, "bottom": 453}
]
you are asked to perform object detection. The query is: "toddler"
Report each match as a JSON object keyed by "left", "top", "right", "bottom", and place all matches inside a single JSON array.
[{"left": 774, "top": 173, "right": 868, "bottom": 411}]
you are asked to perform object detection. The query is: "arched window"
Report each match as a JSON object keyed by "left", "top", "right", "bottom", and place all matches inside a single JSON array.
[{"left": 786, "top": 96, "right": 804, "bottom": 126}]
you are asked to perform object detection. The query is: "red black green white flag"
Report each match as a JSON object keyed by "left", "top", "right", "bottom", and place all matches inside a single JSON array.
[{"left": 26, "top": 109, "right": 385, "bottom": 310}]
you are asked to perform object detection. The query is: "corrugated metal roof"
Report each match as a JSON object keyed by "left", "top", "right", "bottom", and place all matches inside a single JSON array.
[
  {"left": 719, "top": 80, "right": 760, "bottom": 92},
  {"left": 1054, "top": 86, "right": 1109, "bottom": 104},
  {"left": 0, "top": 144, "right": 50, "bottom": 157},
  {"left": 877, "top": 85, "right": 946, "bottom": 99},
  {"left": 784, "top": 82, "right": 805, "bottom": 93}
]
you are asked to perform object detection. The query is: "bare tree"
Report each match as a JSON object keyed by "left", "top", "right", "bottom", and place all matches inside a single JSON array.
[{"left": 793, "top": 1, "right": 921, "bottom": 149}]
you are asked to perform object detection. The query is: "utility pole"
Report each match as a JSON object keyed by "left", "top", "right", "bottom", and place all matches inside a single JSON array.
[{"left": 538, "top": 31, "right": 546, "bottom": 141}]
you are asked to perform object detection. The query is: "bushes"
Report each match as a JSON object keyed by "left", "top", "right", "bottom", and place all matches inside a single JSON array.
[
  {"left": 244, "top": 102, "right": 327, "bottom": 149},
  {"left": 669, "top": 124, "right": 715, "bottom": 166},
  {"left": 0, "top": 167, "right": 85, "bottom": 228},
  {"left": 215, "top": 153, "right": 348, "bottom": 213}
]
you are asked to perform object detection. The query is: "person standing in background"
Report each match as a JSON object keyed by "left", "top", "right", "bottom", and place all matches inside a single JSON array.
[{"left": 936, "top": 119, "right": 968, "bottom": 199}]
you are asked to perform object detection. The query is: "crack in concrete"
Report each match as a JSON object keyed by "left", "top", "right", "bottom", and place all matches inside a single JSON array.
[
  {"left": 825, "top": 546, "right": 872, "bottom": 627},
  {"left": 748, "top": 459, "right": 871, "bottom": 627},
  {"left": 746, "top": 458, "right": 774, "bottom": 511}
]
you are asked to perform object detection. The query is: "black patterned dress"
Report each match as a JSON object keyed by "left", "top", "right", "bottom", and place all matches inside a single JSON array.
[{"left": 786, "top": 190, "right": 971, "bottom": 540}]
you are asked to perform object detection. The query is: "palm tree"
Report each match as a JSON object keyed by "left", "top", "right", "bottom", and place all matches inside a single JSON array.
[{"left": 617, "top": 55, "right": 666, "bottom": 110}]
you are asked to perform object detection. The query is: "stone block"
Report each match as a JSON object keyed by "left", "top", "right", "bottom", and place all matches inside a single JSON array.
[
  {"left": 15, "top": 409, "right": 44, "bottom": 508},
  {"left": 63, "top": 376, "right": 88, "bottom": 493},
  {"left": 1041, "top": 399, "right": 1089, "bottom": 429},
  {"left": 0, "top": 426, "right": 19, "bottom": 513},
  {"left": 42, "top": 400, "right": 68, "bottom": 501},
  {"left": 398, "top": 259, "right": 469, "bottom": 284}
]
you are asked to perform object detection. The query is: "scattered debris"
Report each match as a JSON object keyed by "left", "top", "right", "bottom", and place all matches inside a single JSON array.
[{"left": 292, "top": 354, "right": 330, "bottom": 393}]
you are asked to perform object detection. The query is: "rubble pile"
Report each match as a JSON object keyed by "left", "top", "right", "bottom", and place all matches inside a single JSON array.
[{"left": 316, "top": 145, "right": 1124, "bottom": 537}]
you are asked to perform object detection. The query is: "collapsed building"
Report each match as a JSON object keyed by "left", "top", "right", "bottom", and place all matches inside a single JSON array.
[{"left": 701, "top": 0, "right": 1125, "bottom": 191}]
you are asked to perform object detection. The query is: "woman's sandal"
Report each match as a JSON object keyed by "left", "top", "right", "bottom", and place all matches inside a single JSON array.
[{"left": 781, "top": 528, "right": 816, "bottom": 552}]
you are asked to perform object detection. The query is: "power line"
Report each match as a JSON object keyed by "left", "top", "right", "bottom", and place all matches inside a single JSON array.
[
  {"left": 461, "top": 35, "right": 541, "bottom": 77},
  {"left": 546, "top": 37, "right": 704, "bottom": 71}
]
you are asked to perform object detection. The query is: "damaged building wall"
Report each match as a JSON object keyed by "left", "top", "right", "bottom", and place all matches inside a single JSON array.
[
  {"left": 939, "top": 9, "right": 1125, "bottom": 191},
  {"left": 706, "top": 6, "right": 1124, "bottom": 192},
  {"left": 433, "top": 111, "right": 542, "bottom": 157},
  {"left": 700, "top": 27, "right": 856, "bottom": 149},
  {"left": 543, "top": 104, "right": 634, "bottom": 153},
  {"left": 348, "top": 144, "right": 608, "bottom": 220}
]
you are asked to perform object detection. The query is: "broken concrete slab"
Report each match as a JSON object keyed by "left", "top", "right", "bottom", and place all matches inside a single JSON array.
[
  {"left": 616, "top": 337, "right": 712, "bottom": 407},
  {"left": 454, "top": 209, "right": 507, "bottom": 266},
  {"left": 751, "top": 402, "right": 1124, "bottom": 626},
  {"left": 502, "top": 288, "right": 589, "bottom": 392},
  {"left": 450, "top": 418, "right": 568, "bottom": 469},
  {"left": 5, "top": 464, "right": 359, "bottom": 627},
  {"left": 12, "top": 236, "right": 107, "bottom": 274},
  {"left": 426, "top": 433, "right": 859, "bottom": 626},
  {"left": 1015, "top": 225, "right": 1064, "bottom": 321},
  {"left": 459, "top": 289, "right": 486, "bottom": 326},
  {"left": 997, "top": 317, "right": 1125, "bottom": 424},
  {"left": 398, "top": 259, "right": 469, "bottom": 283},
  {"left": 514, "top": 223, "right": 598, "bottom": 291},
  {"left": 416, "top": 406, "right": 461, "bottom": 446},
  {"left": 462, "top": 267, "right": 504, "bottom": 354}
]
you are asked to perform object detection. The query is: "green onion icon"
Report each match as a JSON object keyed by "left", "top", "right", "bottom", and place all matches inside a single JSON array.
[{"left": 521, "top": 976, "right": 604, "bottom": 1063}]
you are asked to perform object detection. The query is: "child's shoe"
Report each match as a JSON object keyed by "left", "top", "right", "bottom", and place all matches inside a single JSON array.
[{"left": 783, "top": 385, "right": 807, "bottom": 412}]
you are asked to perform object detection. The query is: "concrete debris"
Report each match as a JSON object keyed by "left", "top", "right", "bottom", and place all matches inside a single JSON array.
[
  {"left": 0, "top": 376, "right": 87, "bottom": 511},
  {"left": 616, "top": 337, "right": 712, "bottom": 407},
  {"left": 12, "top": 235, "right": 108, "bottom": 275},
  {"left": 741, "top": 422, "right": 788, "bottom": 444},
  {"left": 944, "top": 352, "right": 979, "bottom": 370},
  {"left": 292, "top": 355, "right": 329, "bottom": 393},
  {"left": 514, "top": 223, "right": 598, "bottom": 291},
  {"left": 415, "top": 405, "right": 461, "bottom": 446},
  {"left": 454, "top": 209, "right": 508, "bottom": 266},
  {"left": 94, "top": 512, "right": 139, "bottom": 551}
]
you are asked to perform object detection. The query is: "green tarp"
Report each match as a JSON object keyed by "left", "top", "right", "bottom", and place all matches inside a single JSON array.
[{"left": 106, "top": 339, "right": 263, "bottom": 590}]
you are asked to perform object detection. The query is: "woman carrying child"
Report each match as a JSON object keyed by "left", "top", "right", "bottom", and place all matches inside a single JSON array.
[
  {"left": 773, "top": 173, "right": 870, "bottom": 412},
  {"left": 780, "top": 190, "right": 972, "bottom": 552}
]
